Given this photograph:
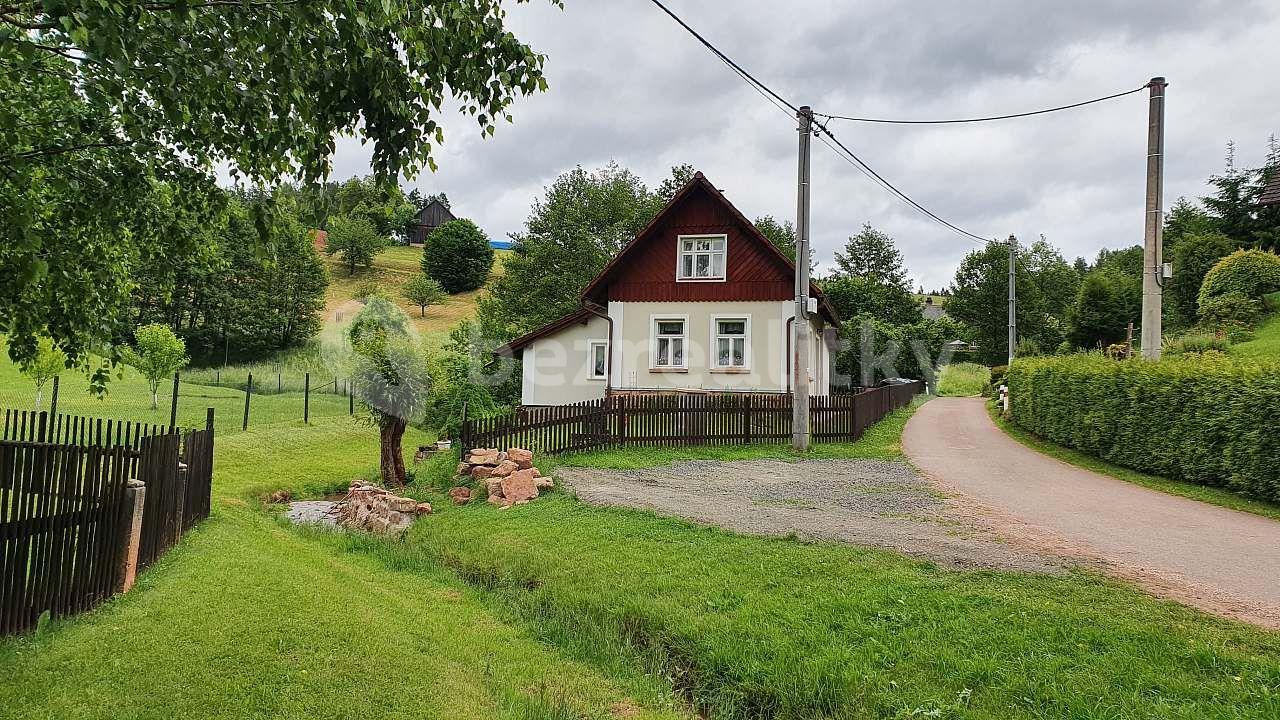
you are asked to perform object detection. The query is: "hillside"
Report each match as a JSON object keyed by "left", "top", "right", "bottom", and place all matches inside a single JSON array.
[
  {"left": 1227, "top": 292, "right": 1280, "bottom": 358},
  {"left": 323, "top": 246, "right": 509, "bottom": 341}
]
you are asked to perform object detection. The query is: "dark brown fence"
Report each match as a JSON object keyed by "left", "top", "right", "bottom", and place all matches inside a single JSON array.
[
  {"left": 0, "top": 409, "right": 214, "bottom": 636},
  {"left": 460, "top": 382, "right": 923, "bottom": 455}
]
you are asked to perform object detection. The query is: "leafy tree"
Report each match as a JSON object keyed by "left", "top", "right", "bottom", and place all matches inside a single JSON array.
[
  {"left": 326, "top": 215, "right": 387, "bottom": 275},
  {"left": 21, "top": 338, "right": 66, "bottom": 411},
  {"left": 1167, "top": 231, "right": 1234, "bottom": 325},
  {"left": 422, "top": 219, "right": 494, "bottom": 293},
  {"left": 833, "top": 224, "right": 912, "bottom": 289},
  {"left": 1066, "top": 269, "right": 1139, "bottom": 349},
  {"left": 120, "top": 324, "right": 189, "bottom": 409},
  {"left": 423, "top": 348, "right": 500, "bottom": 440},
  {"left": 1023, "top": 237, "right": 1080, "bottom": 319},
  {"left": 403, "top": 274, "right": 448, "bottom": 317},
  {"left": 753, "top": 215, "right": 797, "bottom": 262},
  {"left": 1200, "top": 140, "right": 1280, "bottom": 251},
  {"left": 478, "top": 163, "right": 663, "bottom": 337},
  {"left": 2, "top": 1, "right": 553, "bottom": 369},
  {"left": 1163, "top": 198, "right": 1217, "bottom": 257},
  {"left": 1094, "top": 246, "right": 1145, "bottom": 279},
  {"left": 946, "top": 240, "right": 1046, "bottom": 364},
  {"left": 834, "top": 315, "right": 973, "bottom": 387},
  {"left": 654, "top": 163, "right": 696, "bottom": 204},
  {"left": 349, "top": 318, "right": 430, "bottom": 488},
  {"left": 823, "top": 277, "right": 923, "bottom": 327},
  {"left": 349, "top": 297, "right": 410, "bottom": 347},
  {"left": 408, "top": 189, "right": 451, "bottom": 212}
]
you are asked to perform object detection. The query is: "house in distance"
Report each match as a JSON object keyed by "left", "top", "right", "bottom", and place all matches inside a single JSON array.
[{"left": 498, "top": 172, "right": 839, "bottom": 407}]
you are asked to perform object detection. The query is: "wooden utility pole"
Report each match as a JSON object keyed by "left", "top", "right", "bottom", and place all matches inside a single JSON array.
[
  {"left": 792, "top": 105, "right": 813, "bottom": 451},
  {"left": 1007, "top": 234, "right": 1017, "bottom": 366},
  {"left": 1141, "top": 77, "right": 1167, "bottom": 360}
]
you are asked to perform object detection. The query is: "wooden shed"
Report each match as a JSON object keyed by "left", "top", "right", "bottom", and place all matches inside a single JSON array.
[{"left": 408, "top": 199, "right": 456, "bottom": 245}]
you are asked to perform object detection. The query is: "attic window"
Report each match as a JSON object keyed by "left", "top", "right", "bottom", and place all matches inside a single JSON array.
[{"left": 677, "top": 235, "right": 726, "bottom": 281}]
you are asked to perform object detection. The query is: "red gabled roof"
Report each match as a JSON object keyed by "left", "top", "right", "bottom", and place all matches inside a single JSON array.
[{"left": 581, "top": 172, "right": 839, "bottom": 326}]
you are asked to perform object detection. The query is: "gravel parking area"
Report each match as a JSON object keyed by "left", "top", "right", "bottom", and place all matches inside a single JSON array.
[{"left": 558, "top": 459, "right": 1063, "bottom": 573}]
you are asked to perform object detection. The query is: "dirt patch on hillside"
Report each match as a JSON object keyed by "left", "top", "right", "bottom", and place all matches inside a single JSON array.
[{"left": 558, "top": 459, "right": 1066, "bottom": 574}]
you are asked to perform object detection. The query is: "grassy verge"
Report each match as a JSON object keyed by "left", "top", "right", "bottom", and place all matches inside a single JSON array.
[
  {"left": 0, "top": 416, "right": 686, "bottom": 720},
  {"left": 990, "top": 402, "right": 1280, "bottom": 522},
  {"left": 373, "top": 458, "right": 1280, "bottom": 717},
  {"left": 937, "top": 363, "right": 988, "bottom": 397}
]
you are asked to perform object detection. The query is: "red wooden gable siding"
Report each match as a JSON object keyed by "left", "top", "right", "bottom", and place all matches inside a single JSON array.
[{"left": 605, "top": 185, "right": 792, "bottom": 302}]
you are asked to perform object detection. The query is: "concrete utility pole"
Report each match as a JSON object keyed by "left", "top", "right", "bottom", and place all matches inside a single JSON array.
[
  {"left": 1141, "top": 77, "right": 1167, "bottom": 360},
  {"left": 792, "top": 105, "right": 813, "bottom": 452},
  {"left": 1007, "top": 234, "right": 1017, "bottom": 366}
]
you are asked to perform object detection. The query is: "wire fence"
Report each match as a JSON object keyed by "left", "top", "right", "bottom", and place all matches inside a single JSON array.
[{"left": 0, "top": 371, "right": 356, "bottom": 436}]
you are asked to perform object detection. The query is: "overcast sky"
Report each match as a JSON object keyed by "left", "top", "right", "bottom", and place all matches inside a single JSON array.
[{"left": 328, "top": 0, "right": 1280, "bottom": 290}]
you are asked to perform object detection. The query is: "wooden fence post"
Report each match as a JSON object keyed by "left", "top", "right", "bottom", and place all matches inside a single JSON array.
[
  {"left": 206, "top": 407, "right": 215, "bottom": 432},
  {"left": 304, "top": 372, "right": 310, "bottom": 424},
  {"left": 115, "top": 479, "right": 146, "bottom": 594},
  {"left": 169, "top": 372, "right": 180, "bottom": 431},
  {"left": 242, "top": 373, "right": 252, "bottom": 431},
  {"left": 348, "top": 380, "right": 355, "bottom": 415},
  {"left": 49, "top": 375, "right": 59, "bottom": 417}
]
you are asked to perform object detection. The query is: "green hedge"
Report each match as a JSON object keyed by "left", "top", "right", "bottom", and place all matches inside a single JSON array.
[{"left": 1007, "top": 353, "right": 1280, "bottom": 503}]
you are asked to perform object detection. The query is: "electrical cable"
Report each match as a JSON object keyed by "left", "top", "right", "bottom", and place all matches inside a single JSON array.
[{"left": 814, "top": 85, "right": 1147, "bottom": 124}]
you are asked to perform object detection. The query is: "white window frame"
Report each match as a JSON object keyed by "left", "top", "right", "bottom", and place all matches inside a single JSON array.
[
  {"left": 710, "top": 315, "right": 751, "bottom": 370},
  {"left": 650, "top": 314, "right": 689, "bottom": 370},
  {"left": 587, "top": 339, "right": 608, "bottom": 381},
  {"left": 675, "top": 234, "right": 728, "bottom": 282}
]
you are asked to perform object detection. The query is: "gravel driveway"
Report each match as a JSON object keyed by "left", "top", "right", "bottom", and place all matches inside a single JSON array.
[{"left": 558, "top": 458, "right": 1062, "bottom": 573}]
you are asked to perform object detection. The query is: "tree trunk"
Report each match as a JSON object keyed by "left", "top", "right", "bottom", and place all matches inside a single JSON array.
[
  {"left": 379, "top": 416, "right": 408, "bottom": 487},
  {"left": 151, "top": 388, "right": 159, "bottom": 410}
]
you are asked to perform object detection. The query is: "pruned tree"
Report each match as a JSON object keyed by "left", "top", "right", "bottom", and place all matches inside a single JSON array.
[
  {"left": 348, "top": 303, "right": 429, "bottom": 487},
  {"left": 120, "top": 324, "right": 189, "bottom": 409},
  {"left": 421, "top": 219, "right": 493, "bottom": 293}
]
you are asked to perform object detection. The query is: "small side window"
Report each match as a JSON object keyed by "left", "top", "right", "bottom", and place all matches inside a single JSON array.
[{"left": 588, "top": 340, "right": 607, "bottom": 380}]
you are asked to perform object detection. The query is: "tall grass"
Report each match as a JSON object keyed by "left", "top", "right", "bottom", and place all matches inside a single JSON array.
[{"left": 937, "top": 362, "right": 988, "bottom": 396}]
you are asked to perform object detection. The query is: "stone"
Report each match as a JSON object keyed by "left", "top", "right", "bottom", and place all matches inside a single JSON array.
[
  {"left": 529, "top": 468, "right": 542, "bottom": 478},
  {"left": 448, "top": 487, "right": 472, "bottom": 505},
  {"left": 471, "top": 465, "right": 494, "bottom": 480},
  {"left": 534, "top": 476, "right": 554, "bottom": 490},
  {"left": 490, "top": 459, "right": 519, "bottom": 478},
  {"left": 507, "top": 448, "right": 534, "bottom": 469},
  {"left": 485, "top": 478, "right": 504, "bottom": 499},
  {"left": 390, "top": 496, "right": 417, "bottom": 513},
  {"left": 467, "top": 448, "right": 500, "bottom": 466},
  {"left": 487, "top": 493, "right": 511, "bottom": 508},
  {"left": 415, "top": 502, "right": 433, "bottom": 515},
  {"left": 500, "top": 470, "right": 539, "bottom": 504},
  {"left": 266, "top": 489, "right": 292, "bottom": 504},
  {"left": 457, "top": 462, "right": 470, "bottom": 476}
]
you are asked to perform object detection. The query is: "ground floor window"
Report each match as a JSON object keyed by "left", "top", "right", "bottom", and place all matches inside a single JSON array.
[
  {"left": 713, "top": 317, "right": 749, "bottom": 368},
  {"left": 653, "top": 318, "right": 686, "bottom": 368},
  {"left": 588, "top": 340, "right": 608, "bottom": 379}
]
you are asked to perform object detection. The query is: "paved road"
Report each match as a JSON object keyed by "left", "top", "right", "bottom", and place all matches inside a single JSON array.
[{"left": 903, "top": 397, "right": 1280, "bottom": 628}]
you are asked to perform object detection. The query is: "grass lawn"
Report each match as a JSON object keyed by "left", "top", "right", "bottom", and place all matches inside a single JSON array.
[
  {"left": 1231, "top": 313, "right": 1280, "bottom": 358},
  {"left": 937, "top": 362, "right": 988, "bottom": 397},
  {"left": 3, "top": 394, "right": 1280, "bottom": 718},
  {"left": 0, "top": 416, "right": 687, "bottom": 720},
  {"left": 989, "top": 402, "right": 1280, "bottom": 522}
]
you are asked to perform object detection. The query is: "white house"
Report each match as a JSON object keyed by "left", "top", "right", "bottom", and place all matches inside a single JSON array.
[{"left": 497, "top": 172, "right": 840, "bottom": 407}]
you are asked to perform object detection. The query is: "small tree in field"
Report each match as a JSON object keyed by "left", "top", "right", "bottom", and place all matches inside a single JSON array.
[
  {"left": 421, "top": 219, "right": 494, "bottom": 293},
  {"left": 402, "top": 274, "right": 447, "bottom": 317},
  {"left": 348, "top": 303, "right": 429, "bottom": 487},
  {"left": 326, "top": 214, "right": 387, "bottom": 275},
  {"left": 120, "top": 324, "right": 189, "bottom": 409},
  {"left": 21, "top": 337, "right": 66, "bottom": 411}
]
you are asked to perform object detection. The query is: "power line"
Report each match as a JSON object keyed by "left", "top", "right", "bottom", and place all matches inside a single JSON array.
[
  {"left": 648, "top": 0, "right": 991, "bottom": 244},
  {"left": 812, "top": 121, "right": 989, "bottom": 243},
  {"left": 814, "top": 85, "right": 1147, "bottom": 124}
]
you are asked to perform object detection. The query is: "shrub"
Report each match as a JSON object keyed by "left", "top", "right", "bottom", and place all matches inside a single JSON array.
[
  {"left": 353, "top": 279, "right": 385, "bottom": 301},
  {"left": 1197, "top": 249, "right": 1280, "bottom": 308},
  {"left": 402, "top": 273, "right": 447, "bottom": 317},
  {"left": 1167, "top": 231, "right": 1234, "bottom": 324},
  {"left": 326, "top": 214, "right": 387, "bottom": 275},
  {"left": 421, "top": 219, "right": 494, "bottom": 293},
  {"left": 1164, "top": 333, "right": 1228, "bottom": 356},
  {"left": 119, "top": 324, "right": 189, "bottom": 409},
  {"left": 1197, "top": 291, "right": 1262, "bottom": 329},
  {"left": 1007, "top": 354, "right": 1280, "bottom": 502}
]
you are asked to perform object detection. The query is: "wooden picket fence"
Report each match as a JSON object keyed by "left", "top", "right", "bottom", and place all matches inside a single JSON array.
[
  {"left": 459, "top": 382, "right": 923, "bottom": 455},
  {"left": 0, "top": 409, "right": 214, "bottom": 636}
]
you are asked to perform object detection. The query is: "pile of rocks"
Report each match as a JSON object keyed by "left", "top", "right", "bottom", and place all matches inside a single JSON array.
[
  {"left": 338, "top": 481, "right": 433, "bottom": 536},
  {"left": 455, "top": 447, "right": 553, "bottom": 508}
]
